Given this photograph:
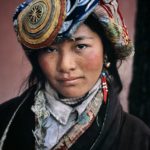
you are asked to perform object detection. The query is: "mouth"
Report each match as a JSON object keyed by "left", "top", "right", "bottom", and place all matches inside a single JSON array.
[{"left": 57, "top": 77, "right": 83, "bottom": 86}]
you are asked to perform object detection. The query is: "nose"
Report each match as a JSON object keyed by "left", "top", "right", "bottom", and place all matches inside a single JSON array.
[{"left": 57, "top": 51, "right": 77, "bottom": 73}]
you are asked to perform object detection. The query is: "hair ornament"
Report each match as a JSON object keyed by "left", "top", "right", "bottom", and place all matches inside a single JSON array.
[
  {"left": 13, "top": 0, "right": 134, "bottom": 60},
  {"left": 15, "top": 0, "right": 66, "bottom": 49}
]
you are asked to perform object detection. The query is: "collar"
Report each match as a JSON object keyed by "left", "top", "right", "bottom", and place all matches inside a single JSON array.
[{"left": 44, "top": 79, "right": 101, "bottom": 125}]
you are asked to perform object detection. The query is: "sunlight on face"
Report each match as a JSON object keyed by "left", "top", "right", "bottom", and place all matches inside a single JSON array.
[{"left": 38, "top": 24, "right": 104, "bottom": 98}]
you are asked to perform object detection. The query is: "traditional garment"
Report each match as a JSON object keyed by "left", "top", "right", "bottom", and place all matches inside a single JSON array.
[
  {"left": 1, "top": 0, "right": 149, "bottom": 150},
  {"left": 31, "top": 80, "right": 102, "bottom": 149},
  {"left": 0, "top": 84, "right": 150, "bottom": 150}
]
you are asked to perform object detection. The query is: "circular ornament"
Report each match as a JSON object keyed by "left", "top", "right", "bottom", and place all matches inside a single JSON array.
[
  {"left": 28, "top": 4, "right": 43, "bottom": 24},
  {"left": 17, "top": 0, "right": 66, "bottom": 49}
]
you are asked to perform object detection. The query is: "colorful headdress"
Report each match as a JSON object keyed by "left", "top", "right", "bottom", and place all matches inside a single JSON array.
[{"left": 13, "top": 0, "right": 134, "bottom": 59}]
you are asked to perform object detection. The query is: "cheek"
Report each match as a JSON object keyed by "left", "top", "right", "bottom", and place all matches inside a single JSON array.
[
  {"left": 83, "top": 51, "right": 103, "bottom": 71},
  {"left": 38, "top": 55, "right": 55, "bottom": 76}
]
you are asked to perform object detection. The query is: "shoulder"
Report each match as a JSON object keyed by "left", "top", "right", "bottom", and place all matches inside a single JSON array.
[
  {"left": 123, "top": 112, "right": 150, "bottom": 135},
  {"left": 0, "top": 85, "right": 36, "bottom": 113},
  {"left": 119, "top": 112, "right": 150, "bottom": 149},
  {"left": 0, "top": 96, "right": 23, "bottom": 114},
  {"left": 0, "top": 86, "right": 36, "bottom": 138}
]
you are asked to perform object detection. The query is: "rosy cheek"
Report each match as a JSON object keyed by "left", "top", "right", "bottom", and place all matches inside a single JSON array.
[
  {"left": 39, "top": 58, "right": 48, "bottom": 69},
  {"left": 82, "top": 51, "right": 103, "bottom": 70},
  {"left": 39, "top": 56, "right": 54, "bottom": 73}
]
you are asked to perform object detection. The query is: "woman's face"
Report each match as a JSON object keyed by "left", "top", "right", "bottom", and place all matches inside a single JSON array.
[{"left": 38, "top": 24, "right": 104, "bottom": 98}]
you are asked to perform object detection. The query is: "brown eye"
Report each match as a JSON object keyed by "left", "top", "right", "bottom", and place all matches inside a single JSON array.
[
  {"left": 44, "top": 47, "right": 58, "bottom": 53},
  {"left": 76, "top": 44, "right": 88, "bottom": 50}
]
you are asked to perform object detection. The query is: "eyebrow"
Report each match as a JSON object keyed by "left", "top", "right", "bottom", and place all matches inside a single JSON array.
[
  {"left": 71, "top": 36, "right": 94, "bottom": 41},
  {"left": 52, "top": 35, "right": 94, "bottom": 45}
]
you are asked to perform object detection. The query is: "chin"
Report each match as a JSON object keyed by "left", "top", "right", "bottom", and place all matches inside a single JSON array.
[{"left": 59, "top": 89, "right": 87, "bottom": 98}]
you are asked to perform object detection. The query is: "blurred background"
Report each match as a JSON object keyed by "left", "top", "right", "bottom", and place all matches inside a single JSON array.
[{"left": 0, "top": 0, "right": 150, "bottom": 126}]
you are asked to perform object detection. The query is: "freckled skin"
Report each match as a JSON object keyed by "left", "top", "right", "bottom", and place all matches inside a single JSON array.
[{"left": 38, "top": 24, "right": 104, "bottom": 98}]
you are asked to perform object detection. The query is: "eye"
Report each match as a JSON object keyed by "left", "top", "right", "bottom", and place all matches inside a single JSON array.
[
  {"left": 43, "top": 47, "right": 57, "bottom": 53},
  {"left": 76, "top": 44, "right": 88, "bottom": 50}
]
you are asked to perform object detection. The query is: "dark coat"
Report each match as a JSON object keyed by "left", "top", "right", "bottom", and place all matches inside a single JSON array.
[{"left": 0, "top": 86, "right": 150, "bottom": 150}]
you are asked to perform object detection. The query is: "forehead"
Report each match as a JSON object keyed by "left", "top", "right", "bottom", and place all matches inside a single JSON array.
[
  {"left": 73, "top": 23, "right": 100, "bottom": 39},
  {"left": 53, "top": 24, "right": 99, "bottom": 44}
]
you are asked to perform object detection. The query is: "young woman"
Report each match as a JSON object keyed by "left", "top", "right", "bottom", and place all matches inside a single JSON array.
[{"left": 0, "top": 0, "right": 150, "bottom": 150}]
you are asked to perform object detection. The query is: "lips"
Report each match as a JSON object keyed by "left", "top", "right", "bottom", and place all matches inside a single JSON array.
[{"left": 57, "top": 76, "right": 83, "bottom": 86}]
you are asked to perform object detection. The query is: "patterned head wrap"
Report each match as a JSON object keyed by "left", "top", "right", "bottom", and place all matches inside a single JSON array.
[{"left": 13, "top": 0, "right": 134, "bottom": 59}]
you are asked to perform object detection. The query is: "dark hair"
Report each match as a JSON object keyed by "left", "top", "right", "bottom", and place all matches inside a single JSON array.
[
  {"left": 22, "top": 45, "right": 46, "bottom": 89},
  {"left": 23, "top": 14, "right": 122, "bottom": 93}
]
